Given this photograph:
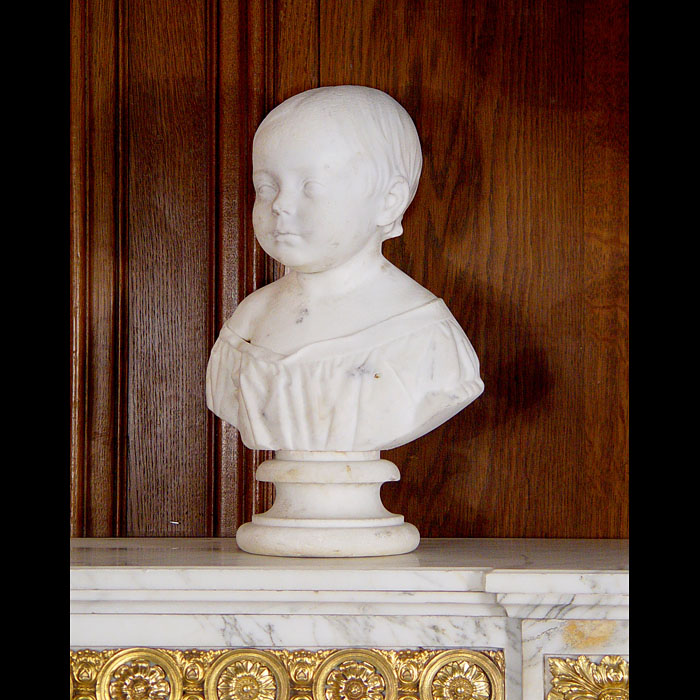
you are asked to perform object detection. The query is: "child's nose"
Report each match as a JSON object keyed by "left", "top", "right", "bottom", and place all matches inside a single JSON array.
[{"left": 271, "top": 191, "right": 295, "bottom": 216}]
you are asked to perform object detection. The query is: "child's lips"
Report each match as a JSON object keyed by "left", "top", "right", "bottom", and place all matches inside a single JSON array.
[{"left": 273, "top": 230, "right": 302, "bottom": 240}]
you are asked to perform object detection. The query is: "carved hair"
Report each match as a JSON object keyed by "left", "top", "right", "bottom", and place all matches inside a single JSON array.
[{"left": 255, "top": 85, "right": 423, "bottom": 239}]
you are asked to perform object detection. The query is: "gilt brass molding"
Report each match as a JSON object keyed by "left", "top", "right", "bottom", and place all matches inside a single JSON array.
[
  {"left": 70, "top": 647, "right": 505, "bottom": 700},
  {"left": 547, "top": 655, "right": 629, "bottom": 700}
]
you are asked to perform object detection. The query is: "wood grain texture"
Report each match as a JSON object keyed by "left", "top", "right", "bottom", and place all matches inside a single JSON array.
[
  {"left": 214, "top": 0, "right": 244, "bottom": 537},
  {"left": 123, "top": 0, "right": 216, "bottom": 536},
  {"left": 318, "top": 0, "right": 628, "bottom": 537},
  {"left": 70, "top": 0, "right": 128, "bottom": 536},
  {"left": 70, "top": 0, "right": 87, "bottom": 536},
  {"left": 582, "top": 0, "right": 629, "bottom": 535},
  {"left": 69, "top": 0, "right": 628, "bottom": 538}
]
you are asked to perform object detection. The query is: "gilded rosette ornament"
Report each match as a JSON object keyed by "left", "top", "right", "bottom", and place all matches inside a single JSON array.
[
  {"left": 314, "top": 650, "right": 397, "bottom": 700},
  {"left": 431, "top": 661, "right": 491, "bottom": 700},
  {"left": 109, "top": 660, "right": 171, "bottom": 700},
  {"left": 92, "top": 648, "right": 183, "bottom": 700},
  {"left": 419, "top": 651, "right": 503, "bottom": 700},
  {"left": 547, "top": 655, "right": 629, "bottom": 700},
  {"left": 217, "top": 659, "right": 277, "bottom": 700},
  {"left": 326, "top": 660, "right": 386, "bottom": 700},
  {"left": 205, "top": 650, "right": 290, "bottom": 700},
  {"left": 70, "top": 648, "right": 505, "bottom": 700}
]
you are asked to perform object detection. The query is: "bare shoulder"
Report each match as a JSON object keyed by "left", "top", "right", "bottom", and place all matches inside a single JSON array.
[
  {"left": 377, "top": 260, "right": 438, "bottom": 311},
  {"left": 225, "top": 279, "right": 285, "bottom": 337}
]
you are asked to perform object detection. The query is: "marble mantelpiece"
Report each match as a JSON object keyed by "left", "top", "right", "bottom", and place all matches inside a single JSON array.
[{"left": 70, "top": 538, "right": 628, "bottom": 699}]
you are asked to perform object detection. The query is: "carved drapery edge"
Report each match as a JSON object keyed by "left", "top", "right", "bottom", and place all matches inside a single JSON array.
[
  {"left": 546, "top": 655, "right": 629, "bottom": 700},
  {"left": 70, "top": 647, "right": 505, "bottom": 699}
]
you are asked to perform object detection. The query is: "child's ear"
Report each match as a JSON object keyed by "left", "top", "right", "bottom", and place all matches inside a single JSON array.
[{"left": 377, "top": 177, "right": 410, "bottom": 228}]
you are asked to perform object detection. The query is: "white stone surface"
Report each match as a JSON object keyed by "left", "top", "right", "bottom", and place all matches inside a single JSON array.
[
  {"left": 206, "top": 86, "right": 484, "bottom": 454},
  {"left": 205, "top": 86, "right": 484, "bottom": 556},
  {"left": 69, "top": 611, "right": 525, "bottom": 698},
  {"left": 70, "top": 538, "right": 628, "bottom": 622},
  {"left": 521, "top": 619, "right": 629, "bottom": 700},
  {"left": 236, "top": 452, "right": 420, "bottom": 557},
  {"left": 70, "top": 538, "right": 627, "bottom": 700},
  {"left": 70, "top": 611, "right": 511, "bottom": 648}
]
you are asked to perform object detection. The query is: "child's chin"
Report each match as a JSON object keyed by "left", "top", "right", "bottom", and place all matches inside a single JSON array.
[
  {"left": 282, "top": 255, "right": 336, "bottom": 273},
  {"left": 257, "top": 238, "right": 301, "bottom": 264}
]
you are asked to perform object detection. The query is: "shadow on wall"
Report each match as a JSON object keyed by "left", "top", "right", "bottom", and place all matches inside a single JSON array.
[
  {"left": 381, "top": 276, "right": 553, "bottom": 536},
  {"left": 386, "top": 82, "right": 555, "bottom": 449},
  {"left": 380, "top": 82, "right": 555, "bottom": 536},
  {"left": 385, "top": 278, "right": 554, "bottom": 464}
]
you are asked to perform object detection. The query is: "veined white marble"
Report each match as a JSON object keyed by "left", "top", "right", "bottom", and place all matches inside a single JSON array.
[
  {"left": 521, "top": 619, "right": 629, "bottom": 700},
  {"left": 70, "top": 538, "right": 627, "bottom": 700},
  {"left": 70, "top": 538, "right": 628, "bottom": 700},
  {"left": 70, "top": 538, "right": 627, "bottom": 620},
  {"left": 70, "top": 612, "right": 514, "bottom": 648},
  {"left": 70, "top": 536, "right": 628, "bottom": 569},
  {"left": 70, "top": 611, "right": 524, "bottom": 700},
  {"left": 206, "top": 86, "right": 486, "bottom": 556}
]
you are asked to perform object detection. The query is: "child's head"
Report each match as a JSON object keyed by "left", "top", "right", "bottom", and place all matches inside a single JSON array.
[{"left": 254, "top": 86, "right": 422, "bottom": 242}]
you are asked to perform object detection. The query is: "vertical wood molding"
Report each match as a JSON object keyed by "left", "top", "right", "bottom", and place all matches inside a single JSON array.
[
  {"left": 213, "top": 0, "right": 242, "bottom": 536},
  {"left": 206, "top": 0, "right": 221, "bottom": 537},
  {"left": 214, "top": 0, "right": 272, "bottom": 533},
  {"left": 114, "top": 0, "right": 130, "bottom": 537},
  {"left": 215, "top": 0, "right": 285, "bottom": 532},
  {"left": 69, "top": 0, "right": 88, "bottom": 536},
  {"left": 70, "top": 0, "right": 127, "bottom": 536}
]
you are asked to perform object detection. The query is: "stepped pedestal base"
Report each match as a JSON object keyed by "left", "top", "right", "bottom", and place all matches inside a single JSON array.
[{"left": 235, "top": 450, "right": 420, "bottom": 557}]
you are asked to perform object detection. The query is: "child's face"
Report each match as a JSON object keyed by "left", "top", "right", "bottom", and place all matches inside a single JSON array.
[{"left": 252, "top": 114, "right": 385, "bottom": 273}]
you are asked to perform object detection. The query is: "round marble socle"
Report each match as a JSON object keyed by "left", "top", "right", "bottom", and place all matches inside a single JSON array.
[{"left": 235, "top": 520, "right": 420, "bottom": 557}]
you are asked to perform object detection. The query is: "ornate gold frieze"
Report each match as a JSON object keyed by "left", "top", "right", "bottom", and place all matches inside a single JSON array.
[
  {"left": 70, "top": 647, "right": 505, "bottom": 700},
  {"left": 547, "top": 655, "right": 629, "bottom": 700}
]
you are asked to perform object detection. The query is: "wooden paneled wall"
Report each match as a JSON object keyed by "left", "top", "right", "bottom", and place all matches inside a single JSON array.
[{"left": 70, "top": 0, "right": 628, "bottom": 538}]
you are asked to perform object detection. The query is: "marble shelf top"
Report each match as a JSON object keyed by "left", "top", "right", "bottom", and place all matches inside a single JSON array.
[
  {"left": 71, "top": 537, "right": 628, "bottom": 572},
  {"left": 70, "top": 539, "right": 629, "bottom": 649},
  {"left": 70, "top": 537, "right": 629, "bottom": 697},
  {"left": 71, "top": 538, "right": 628, "bottom": 598}
]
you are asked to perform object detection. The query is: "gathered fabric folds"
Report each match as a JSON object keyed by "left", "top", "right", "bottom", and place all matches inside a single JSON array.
[{"left": 206, "top": 298, "right": 484, "bottom": 451}]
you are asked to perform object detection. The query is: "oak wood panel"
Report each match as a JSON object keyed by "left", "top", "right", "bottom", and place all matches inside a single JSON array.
[
  {"left": 70, "top": 0, "right": 628, "bottom": 538},
  {"left": 69, "top": 0, "right": 309, "bottom": 537},
  {"left": 319, "top": 0, "right": 628, "bottom": 537},
  {"left": 214, "top": 0, "right": 252, "bottom": 537},
  {"left": 275, "top": 0, "right": 319, "bottom": 101},
  {"left": 70, "top": 0, "right": 88, "bottom": 536},
  {"left": 70, "top": 0, "right": 128, "bottom": 536},
  {"left": 124, "top": 0, "right": 213, "bottom": 536},
  {"left": 582, "top": 0, "right": 629, "bottom": 534}
]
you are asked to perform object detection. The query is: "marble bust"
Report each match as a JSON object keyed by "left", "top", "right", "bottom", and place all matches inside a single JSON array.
[{"left": 207, "top": 85, "right": 483, "bottom": 556}]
